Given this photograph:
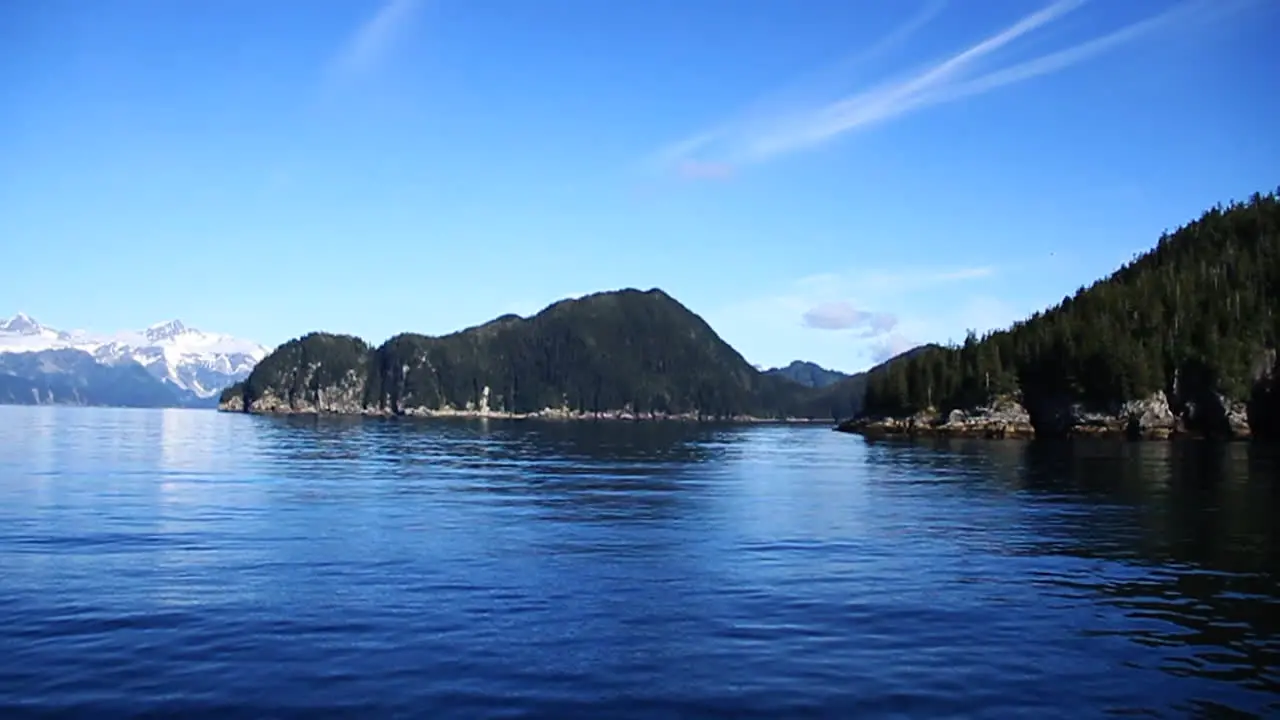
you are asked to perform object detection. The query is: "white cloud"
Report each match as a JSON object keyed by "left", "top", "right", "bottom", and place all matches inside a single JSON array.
[
  {"left": 704, "top": 264, "right": 997, "bottom": 371},
  {"left": 870, "top": 333, "right": 920, "bottom": 363},
  {"left": 651, "top": 0, "right": 1231, "bottom": 173},
  {"left": 803, "top": 301, "right": 866, "bottom": 330},
  {"left": 801, "top": 301, "right": 899, "bottom": 333}
]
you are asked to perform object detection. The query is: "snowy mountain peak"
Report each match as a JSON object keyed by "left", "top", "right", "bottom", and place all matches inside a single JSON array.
[
  {"left": 0, "top": 313, "right": 45, "bottom": 335},
  {"left": 0, "top": 313, "right": 269, "bottom": 399},
  {"left": 144, "top": 319, "right": 189, "bottom": 342}
]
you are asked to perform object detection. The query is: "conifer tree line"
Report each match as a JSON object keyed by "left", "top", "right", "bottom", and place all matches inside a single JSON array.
[{"left": 862, "top": 190, "right": 1280, "bottom": 417}]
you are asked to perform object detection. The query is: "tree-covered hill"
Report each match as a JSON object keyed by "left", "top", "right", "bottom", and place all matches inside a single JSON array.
[
  {"left": 221, "top": 288, "right": 840, "bottom": 419},
  {"left": 857, "top": 189, "right": 1280, "bottom": 438},
  {"left": 764, "top": 361, "right": 850, "bottom": 388},
  {"left": 775, "top": 345, "right": 938, "bottom": 422}
]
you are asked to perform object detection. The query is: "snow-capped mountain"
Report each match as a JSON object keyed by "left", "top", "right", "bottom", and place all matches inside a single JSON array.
[
  {"left": 0, "top": 313, "right": 268, "bottom": 399},
  {"left": 0, "top": 312, "right": 71, "bottom": 344}
]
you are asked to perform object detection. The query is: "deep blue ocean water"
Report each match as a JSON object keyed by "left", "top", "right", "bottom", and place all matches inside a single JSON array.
[{"left": 0, "top": 406, "right": 1277, "bottom": 718}]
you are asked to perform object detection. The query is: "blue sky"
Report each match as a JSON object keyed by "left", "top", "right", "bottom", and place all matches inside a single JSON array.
[{"left": 2, "top": 0, "right": 1277, "bottom": 373}]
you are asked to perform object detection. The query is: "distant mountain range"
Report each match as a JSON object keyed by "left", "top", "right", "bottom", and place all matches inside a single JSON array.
[
  {"left": 763, "top": 360, "right": 850, "bottom": 388},
  {"left": 0, "top": 313, "right": 267, "bottom": 408},
  {"left": 0, "top": 305, "right": 919, "bottom": 419}
]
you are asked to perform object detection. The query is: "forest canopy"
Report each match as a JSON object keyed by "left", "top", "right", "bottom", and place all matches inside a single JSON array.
[{"left": 861, "top": 190, "right": 1280, "bottom": 418}]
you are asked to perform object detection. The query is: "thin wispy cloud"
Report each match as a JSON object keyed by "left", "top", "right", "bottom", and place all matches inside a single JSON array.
[
  {"left": 676, "top": 160, "right": 735, "bottom": 180},
  {"left": 645, "top": 0, "right": 947, "bottom": 179},
  {"left": 326, "top": 0, "right": 425, "bottom": 86},
  {"left": 651, "top": 0, "right": 1238, "bottom": 175},
  {"left": 796, "top": 266, "right": 995, "bottom": 298}
]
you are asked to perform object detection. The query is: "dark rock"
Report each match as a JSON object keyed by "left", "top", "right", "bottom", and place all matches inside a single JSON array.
[
  {"left": 1122, "top": 391, "right": 1177, "bottom": 439},
  {"left": 1247, "top": 349, "right": 1280, "bottom": 439},
  {"left": 841, "top": 390, "right": 1203, "bottom": 441},
  {"left": 838, "top": 395, "right": 1035, "bottom": 438}
]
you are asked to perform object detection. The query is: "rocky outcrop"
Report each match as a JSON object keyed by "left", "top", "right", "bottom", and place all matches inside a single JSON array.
[
  {"left": 216, "top": 377, "right": 823, "bottom": 423},
  {"left": 1037, "top": 351, "right": 1275, "bottom": 439},
  {"left": 838, "top": 389, "right": 1226, "bottom": 440},
  {"left": 1221, "top": 399, "right": 1252, "bottom": 438},
  {"left": 843, "top": 348, "right": 1280, "bottom": 441},
  {"left": 218, "top": 364, "right": 368, "bottom": 415},
  {"left": 1022, "top": 391, "right": 1180, "bottom": 439},
  {"left": 1247, "top": 349, "right": 1280, "bottom": 439},
  {"left": 218, "top": 391, "right": 245, "bottom": 412},
  {"left": 838, "top": 395, "right": 1034, "bottom": 439},
  {"left": 1162, "top": 363, "right": 1247, "bottom": 439},
  {"left": 1121, "top": 392, "right": 1178, "bottom": 438}
]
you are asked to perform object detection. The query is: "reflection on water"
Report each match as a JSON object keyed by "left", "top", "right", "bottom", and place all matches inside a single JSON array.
[
  {"left": 865, "top": 436, "right": 1280, "bottom": 711},
  {"left": 0, "top": 407, "right": 1277, "bottom": 718}
]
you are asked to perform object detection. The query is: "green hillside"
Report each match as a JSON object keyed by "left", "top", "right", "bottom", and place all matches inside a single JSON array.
[
  {"left": 222, "top": 288, "right": 822, "bottom": 419},
  {"left": 859, "top": 189, "right": 1280, "bottom": 437}
]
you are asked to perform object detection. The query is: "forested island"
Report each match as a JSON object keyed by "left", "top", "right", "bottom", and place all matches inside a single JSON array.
[
  {"left": 843, "top": 190, "right": 1280, "bottom": 440},
  {"left": 763, "top": 361, "right": 850, "bottom": 388},
  {"left": 222, "top": 189, "right": 1279, "bottom": 439},
  {"left": 218, "top": 288, "right": 876, "bottom": 421}
]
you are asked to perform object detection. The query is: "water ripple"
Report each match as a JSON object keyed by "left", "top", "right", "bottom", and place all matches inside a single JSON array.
[{"left": 0, "top": 408, "right": 1277, "bottom": 717}]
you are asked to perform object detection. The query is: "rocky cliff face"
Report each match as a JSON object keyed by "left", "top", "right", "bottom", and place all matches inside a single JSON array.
[
  {"left": 240, "top": 368, "right": 369, "bottom": 415},
  {"left": 218, "top": 332, "right": 373, "bottom": 415}
]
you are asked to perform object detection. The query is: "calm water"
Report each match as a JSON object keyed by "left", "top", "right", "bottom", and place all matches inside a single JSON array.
[{"left": 0, "top": 407, "right": 1277, "bottom": 718}]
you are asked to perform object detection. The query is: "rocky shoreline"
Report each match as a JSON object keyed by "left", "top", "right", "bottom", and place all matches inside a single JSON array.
[
  {"left": 837, "top": 396, "right": 1037, "bottom": 439},
  {"left": 837, "top": 390, "right": 1258, "bottom": 440},
  {"left": 217, "top": 392, "right": 829, "bottom": 424}
]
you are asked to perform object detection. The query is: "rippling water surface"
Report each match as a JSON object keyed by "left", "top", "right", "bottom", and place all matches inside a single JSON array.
[{"left": 1, "top": 406, "right": 1277, "bottom": 718}]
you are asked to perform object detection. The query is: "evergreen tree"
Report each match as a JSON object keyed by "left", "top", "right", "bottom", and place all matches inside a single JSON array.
[{"left": 860, "top": 189, "right": 1280, "bottom": 418}]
